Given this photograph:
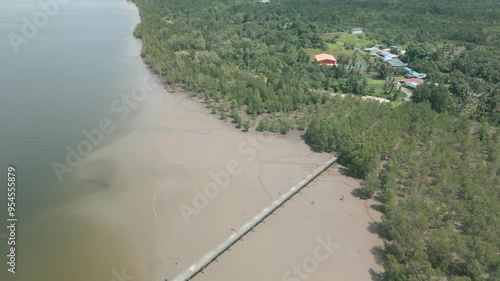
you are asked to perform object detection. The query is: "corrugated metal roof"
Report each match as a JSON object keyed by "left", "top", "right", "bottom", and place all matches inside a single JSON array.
[
  {"left": 387, "top": 59, "right": 406, "bottom": 67},
  {"left": 402, "top": 78, "right": 424, "bottom": 84},
  {"left": 405, "top": 83, "right": 419, "bottom": 89},
  {"left": 314, "top": 53, "right": 336, "bottom": 61}
]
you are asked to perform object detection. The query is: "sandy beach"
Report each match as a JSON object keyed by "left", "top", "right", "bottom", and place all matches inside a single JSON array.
[
  {"left": 7, "top": 2, "right": 383, "bottom": 280},
  {"left": 192, "top": 165, "right": 384, "bottom": 281},
  {"left": 150, "top": 94, "right": 384, "bottom": 281},
  {"left": 14, "top": 84, "right": 383, "bottom": 281}
]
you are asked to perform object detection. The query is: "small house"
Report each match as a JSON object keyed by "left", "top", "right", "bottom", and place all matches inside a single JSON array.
[
  {"left": 365, "top": 45, "right": 380, "bottom": 52},
  {"left": 376, "top": 48, "right": 391, "bottom": 53},
  {"left": 387, "top": 59, "right": 407, "bottom": 67},
  {"left": 349, "top": 28, "right": 363, "bottom": 34},
  {"left": 379, "top": 51, "right": 398, "bottom": 59},
  {"left": 403, "top": 67, "right": 427, "bottom": 79},
  {"left": 404, "top": 83, "right": 419, "bottom": 89},
  {"left": 314, "top": 53, "right": 337, "bottom": 66},
  {"left": 402, "top": 78, "right": 424, "bottom": 85}
]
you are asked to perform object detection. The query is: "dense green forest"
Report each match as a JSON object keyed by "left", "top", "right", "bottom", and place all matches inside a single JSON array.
[
  {"left": 305, "top": 99, "right": 500, "bottom": 280},
  {"left": 133, "top": 0, "right": 500, "bottom": 280},
  {"left": 134, "top": 0, "right": 500, "bottom": 124}
]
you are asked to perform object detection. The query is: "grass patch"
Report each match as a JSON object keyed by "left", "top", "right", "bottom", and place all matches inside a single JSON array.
[
  {"left": 367, "top": 77, "right": 385, "bottom": 95},
  {"left": 325, "top": 42, "right": 345, "bottom": 51},
  {"left": 304, "top": 42, "right": 356, "bottom": 61},
  {"left": 323, "top": 32, "right": 377, "bottom": 48}
]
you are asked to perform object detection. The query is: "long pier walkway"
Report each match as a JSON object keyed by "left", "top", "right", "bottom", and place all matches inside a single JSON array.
[{"left": 171, "top": 156, "right": 338, "bottom": 281}]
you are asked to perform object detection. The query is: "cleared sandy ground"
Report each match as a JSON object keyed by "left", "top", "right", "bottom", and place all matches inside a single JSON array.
[
  {"left": 14, "top": 85, "right": 383, "bottom": 281},
  {"left": 192, "top": 165, "right": 384, "bottom": 281}
]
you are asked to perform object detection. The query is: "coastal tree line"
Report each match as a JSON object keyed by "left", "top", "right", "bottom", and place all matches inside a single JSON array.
[
  {"left": 304, "top": 98, "right": 500, "bottom": 280},
  {"left": 132, "top": 0, "right": 500, "bottom": 279}
]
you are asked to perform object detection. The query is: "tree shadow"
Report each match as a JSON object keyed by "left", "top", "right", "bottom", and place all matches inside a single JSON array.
[
  {"left": 338, "top": 166, "right": 349, "bottom": 176},
  {"left": 351, "top": 187, "right": 363, "bottom": 198},
  {"left": 370, "top": 203, "right": 384, "bottom": 212},
  {"left": 367, "top": 221, "right": 379, "bottom": 234},
  {"left": 351, "top": 187, "right": 379, "bottom": 200},
  {"left": 369, "top": 268, "right": 384, "bottom": 281},
  {"left": 373, "top": 193, "right": 383, "bottom": 202},
  {"left": 368, "top": 221, "right": 389, "bottom": 240},
  {"left": 370, "top": 245, "right": 386, "bottom": 266}
]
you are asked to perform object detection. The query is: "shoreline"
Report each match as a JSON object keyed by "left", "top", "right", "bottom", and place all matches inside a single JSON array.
[
  {"left": 6, "top": 1, "right": 385, "bottom": 279},
  {"left": 127, "top": 1, "right": 384, "bottom": 281}
]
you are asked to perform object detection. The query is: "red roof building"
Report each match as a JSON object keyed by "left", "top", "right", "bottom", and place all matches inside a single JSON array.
[
  {"left": 314, "top": 53, "right": 337, "bottom": 66},
  {"left": 375, "top": 48, "right": 391, "bottom": 53},
  {"left": 402, "top": 78, "right": 425, "bottom": 85}
]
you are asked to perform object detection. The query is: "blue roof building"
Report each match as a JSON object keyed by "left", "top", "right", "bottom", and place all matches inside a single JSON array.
[
  {"left": 379, "top": 51, "right": 398, "bottom": 58},
  {"left": 365, "top": 46, "right": 379, "bottom": 52},
  {"left": 387, "top": 59, "right": 407, "bottom": 67},
  {"left": 404, "top": 67, "right": 427, "bottom": 79}
]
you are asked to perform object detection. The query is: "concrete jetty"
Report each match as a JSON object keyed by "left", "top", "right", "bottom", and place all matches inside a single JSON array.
[{"left": 171, "top": 156, "right": 338, "bottom": 281}]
